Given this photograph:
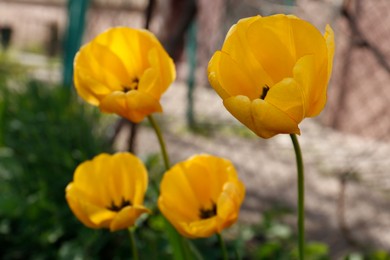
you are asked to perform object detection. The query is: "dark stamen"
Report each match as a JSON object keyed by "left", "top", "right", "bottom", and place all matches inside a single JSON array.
[
  {"left": 123, "top": 86, "right": 131, "bottom": 93},
  {"left": 260, "top": 85, "right": 270, "bottom": 100},
  {"left": 199, "top": 202, "right": 217, "bottom": 219},
  {"left": 107, "top": 197, "right": 132, "bottom": 212},
  {"left": 122, "top": 78, "right": 139, "bottom": 93}
]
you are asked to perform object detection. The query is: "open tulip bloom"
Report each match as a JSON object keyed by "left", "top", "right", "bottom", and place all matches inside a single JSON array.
[
  {"left": 66, "top": 153, "right": 150, "bottom": 232},
  {"left": 208, "top": 14, "right": 334, "bottom": 138},
  {"left": 73, "top": 27, "right": 176, "bottom": 123},
  {"left": 158, "top": 154, "right": 245, "bottom": 238}
]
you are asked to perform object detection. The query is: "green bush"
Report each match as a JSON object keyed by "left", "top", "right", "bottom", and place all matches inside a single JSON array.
[{"left": 0, "top": 77, "right": 126, "bottom": 259}]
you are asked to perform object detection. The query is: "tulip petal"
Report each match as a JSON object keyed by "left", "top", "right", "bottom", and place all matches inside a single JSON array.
[
  {"left": 128, "top": 153, "right": 147, "bottom": 204},
  {"left": 224, "top": 96, "right": 300, "bottom": 138},
  {"left": 159, "top": 166, "right": 201, "bottom": 221},
  {"left": 138, "top": 67, "right": 158, "bottom": 95},
  {"left": 100, "top": 91, "right": 162, "bottom": 123},
  {"left": 324, "top": 24, "right": 335, "bottom": 79},
  {"left": 66, "top": 184, "right": 98, "bottom": 228},
  {"left": 223, "top": 95, "right": 256, "bottom": 133},
  {"left": 208, "top": 53, "right": 230, "bottom": 100},
  {"left": 106, "top": 153, "right": 148, "bottom": 207},
  {"left": 158, "top": 197, "right": 196, "bottom": 230},
  {"left": 208, "top": 51, "right": 258, "bottom": 99},
  {"left": 224, "top": 95, "right": 297, "bottom": 138},
  {"left": 181, "top": 155, "right": 237, "bottom": 206},
  {"left": 180, "top": 218, "right": 218, "bottom": 238},
  {"left": 143, "top": 47, "right": 175, "bottom": 96},
  {"left": 289, "top": 18, "right": 327, "bottom": 65},
  {"left": 159, "top": 196, "right": 199, "bottom": 224},
  {"left": 293, "top": 55, "right": 327, "bottom": 117},
  {"left": 66, "top": 185, "right": 116, "bottom": 228},
  {"left": 73, "top": 154, "right": 112, "bottom": 207},
  {"left": 247, "top": 15, "right": 296, "bottom": 83},
  {"left": 184, "top": 164, "right": 215, "bottom": 205},
  {"left": 193, "top": 155, "right": 237, "bottom": 200},
  {"left": 105, "top": 156, "right": 126, "bottom": 207},
  {"left": 93, "top": 28, "right": 148, "bottom": 77},
  {"left": 109, "top": 206, "right": 149, "bottom": 232},
  {"left": 251, "top": 98, "right": 301, "bottom": 138},
  {"left": 135, "top": 29, "right": 176, "bottom": 88},
  {"left": 224, "top": 16, "right": 261, "bottom": 41},
  {"left": 74, "top": 66, "right": 112, "bottom": 106},
  {"left": 224, "top": 95, "right": 301, "bottom": 139},
  {"left": 216, "top": 181, "right": 245, "bottom": 232},
  {"left": 76, "top": 41, "right": 131, "bottom": 90},
  {"left": 137, "top": 48, "right": 168, "bottom": 100},
  {"left": 88, "top": 207, "right": 116, "bottom": 226},
  {"left": 266, "top": 77, "right": 305, "bottom": 122},
  {"left": 221, "top": 16, "right": 274, "bottom": 89}
]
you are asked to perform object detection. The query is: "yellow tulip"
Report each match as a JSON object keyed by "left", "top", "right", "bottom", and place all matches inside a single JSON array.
[
  {"left": 65, "top": 152, "right": 150, "bottom": 232},
  {"left": 73, "top": 27, "right": 176, "bottom": 123},
  {"left": 208, "top": 15, "right": 335, "bottom": 138},
  {"left": 158, "top": 154, "right": 245, "bottom": 238}
]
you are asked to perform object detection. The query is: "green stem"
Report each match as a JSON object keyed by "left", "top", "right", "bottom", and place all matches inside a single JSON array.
[
  {"left": 147, "top": 114, "right": 198, "bottom": 260},
  {"left": 147, "top": 115, "right": 170, "bottom": 170},
  {"left": 128, "top": 227, "right": 139, "bottom": 260},
  {"left": 290, "top": 134, "right": 305, "bottom": 260},
  {"left": 217, "top": 233, "right": 228, "bottom": 260}
]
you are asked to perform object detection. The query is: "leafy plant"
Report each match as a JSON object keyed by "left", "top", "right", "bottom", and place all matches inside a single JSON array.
[{"left": 0, "top": 76, "right": 121, "bottom": 259}]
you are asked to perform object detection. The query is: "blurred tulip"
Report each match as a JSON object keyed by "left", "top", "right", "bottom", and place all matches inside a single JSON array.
[
  {"left": 158, "top": 154, "right": 245, "bottom": 238},
  {"left": 66, "top": 152, "right": 149, "bottom": 231},
  {"left": 74, "top": 27, "right": 176, "bottom": 122}
]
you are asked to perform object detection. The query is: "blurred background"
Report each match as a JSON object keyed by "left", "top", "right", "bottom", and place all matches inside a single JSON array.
[{"left": 0, "top": 0, "right": 389, "bottom": 259}]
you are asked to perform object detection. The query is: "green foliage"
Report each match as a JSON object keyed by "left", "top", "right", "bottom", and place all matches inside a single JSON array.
[
  {"left": 238, "top": 208, "right": 330, "bottom": 260},
  {"left": 344, "top": 251, "right": 390, "bottom": 260},
  {"left": 0, "top": 71, "right": 126, "bottom": 258}
]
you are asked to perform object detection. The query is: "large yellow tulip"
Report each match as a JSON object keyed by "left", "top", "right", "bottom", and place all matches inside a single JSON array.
[{"left": 208, "top": 15, "right": 335, "bottom": 138}]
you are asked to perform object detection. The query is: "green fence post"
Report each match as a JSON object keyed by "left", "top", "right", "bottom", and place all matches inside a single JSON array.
[
  {"left": 186, "top": 20, "right": 197, "bottom": 128},
  {"left": 62, "top": 0, "right": 89, "bottom": 87}
]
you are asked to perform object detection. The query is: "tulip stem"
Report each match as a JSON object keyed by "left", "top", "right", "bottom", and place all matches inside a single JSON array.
[
  {"left": 290, "top": 134, "right": 305, "bottom": 260},
  {"left": 128, "top": 227, "right": 139, "bottom": 260},
  {"left": 217, "top": 233, "right": 228, "bottom": 260},
  {"left": 148, "top": 114, "right": 199, "bottom": 260},
  {"left": 147, "top": 115, "right": 171, "bottom": 169}
]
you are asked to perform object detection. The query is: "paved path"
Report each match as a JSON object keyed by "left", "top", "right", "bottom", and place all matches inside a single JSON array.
[{"left": 116, "top": 82, "right": 390, "bottom": 258}]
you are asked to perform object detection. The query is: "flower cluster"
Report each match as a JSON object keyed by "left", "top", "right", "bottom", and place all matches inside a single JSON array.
[
  {"left": 66, "top": 13, "right": 334, "bottom": 256},
  {"left": 67, "top": 27, "right": 246, "bottom": 237},
  {"left": 66, "top": 151, "right": 245, "bottom": 237}
]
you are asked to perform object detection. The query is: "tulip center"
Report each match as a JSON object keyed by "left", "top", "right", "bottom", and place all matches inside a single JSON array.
[
  {"left": 122, "top": 78, "right": 139, "bottom": 92},
  {"left": 199, "top": 202, "right": 217, "bottom": 219},
  {"left": 260, "top": 85, "right": 270, "bottom": 100},
  {"left": 107, "top": 197, "right": 132, "bottom": 212}
]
